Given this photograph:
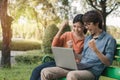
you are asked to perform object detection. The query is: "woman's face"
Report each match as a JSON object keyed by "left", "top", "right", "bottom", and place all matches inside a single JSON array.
[{"left": 72, "top": 22, "right": 84, "bottom": 35}]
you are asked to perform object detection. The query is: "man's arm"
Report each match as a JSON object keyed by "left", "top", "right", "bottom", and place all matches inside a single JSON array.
[{"left": 88, "top": 39, "right": 116, "bottom": 66}]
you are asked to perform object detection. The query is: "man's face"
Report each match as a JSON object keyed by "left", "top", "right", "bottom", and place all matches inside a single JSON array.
[
  {"left": 84, "top": 22, "right": 98, "bottom": 35},
  {"left": 72, "top": 22, "right": 84, "bottom": 35}
]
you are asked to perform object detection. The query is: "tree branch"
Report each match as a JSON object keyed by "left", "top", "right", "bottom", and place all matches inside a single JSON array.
[
  {"left": 106, "top": 3, "right": 118, "bottom": 16},
  {"left": 86, "top": 0, "right": 101, "bottom": 12}
]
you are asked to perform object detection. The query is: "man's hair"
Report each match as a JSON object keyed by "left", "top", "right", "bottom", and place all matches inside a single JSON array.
[
  {"left": 83, "top": 10, "right": 103, "bottom": 29},
  {"left": 73, "top": 14, "right": 87, "bottom": 34}
]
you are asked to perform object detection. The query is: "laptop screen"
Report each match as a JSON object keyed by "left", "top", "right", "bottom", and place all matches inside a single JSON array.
[{"left": 52, "top": 47, "right": 78, "bottom": 70}]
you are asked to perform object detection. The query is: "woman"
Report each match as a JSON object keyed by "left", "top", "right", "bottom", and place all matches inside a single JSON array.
[{"left": 30, "top": 14, "right": 87, "bottom": 80}]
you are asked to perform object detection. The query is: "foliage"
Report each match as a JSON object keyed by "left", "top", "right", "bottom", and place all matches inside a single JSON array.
[
  {"left": 15, "top": 0, "right": 72, "bottom": 26},
  {"left": 15, "top": 50, "right": 53, "bottom": 64},
  {"left": 42, "top": 24, "right": 59, "bottom": 54},
  {"left": 11, "top": 40, "right": 41, "bottom": 51},
  {"left": 0, "top": 39, "right": 41, "bottom": 51},
  {"left": 15, "top": 55, "right": 42, "bottom": 64},
  {"left": 61, "top": 25, "right": 71, "bottom": 34},
  {"left": 5, "top": 0, "right": 120, "bottom": 40},
  {"left": 86, "top": 0, "right": 119, "bottom": 11},
  {"left": 8, "top": 0, "right": 41, "bottom": 20},
  {"left": 11, "top": 19, "right": 43, "bottom": 40},
  {"left": 57, "top": 0, "right": 71, "bottom": 19},
  {"left": 107, "top": 26, "right": 120, "bottom": 39}
]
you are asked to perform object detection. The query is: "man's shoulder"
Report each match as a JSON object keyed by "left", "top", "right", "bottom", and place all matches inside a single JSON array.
[
  {"left": 103, "top": 32, "right": 116, "bottom": 45},
  {"left": 104, "top": 32, "right": 115, "bottom": 40},
  {"left": 84, "top": 31, "right": 116, "bottom": 42}
]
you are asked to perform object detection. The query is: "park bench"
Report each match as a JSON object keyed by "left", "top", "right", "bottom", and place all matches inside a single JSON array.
[{"left": 42, "top": 43, "right": 120, "bottom": 80}]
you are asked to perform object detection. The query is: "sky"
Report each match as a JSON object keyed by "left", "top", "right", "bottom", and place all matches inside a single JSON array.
[{"left": 107, "top": 16, "right": 120, "bottom": 27}]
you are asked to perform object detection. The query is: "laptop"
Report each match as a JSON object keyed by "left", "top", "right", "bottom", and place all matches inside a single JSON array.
[{"left": 52, "top": 47, "right": 93, "bottom": 70}]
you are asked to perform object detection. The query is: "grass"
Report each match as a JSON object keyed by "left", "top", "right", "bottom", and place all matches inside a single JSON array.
[
  {"left": 0, "top": 50, "right": 43, "bottom": 80},
  {"left": 0, "top": 63, "right": 39, "bottom": 80},
  {"left": 99, "top": 76, "right": 116, "bottom": 80},
  {"left": 0, "top": 63, "right": 116, "bottom": 80},
  {"left": 0, "top": 49, "right": 53, "bottom": 80}
]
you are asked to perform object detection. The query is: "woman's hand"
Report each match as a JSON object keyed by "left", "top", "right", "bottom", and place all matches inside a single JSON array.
[
  {"left": 67, "top": 40, "right": 73, "bottom": 48},
  {"left": 60, "top": 20, "right": 69, "bottom": 30}
]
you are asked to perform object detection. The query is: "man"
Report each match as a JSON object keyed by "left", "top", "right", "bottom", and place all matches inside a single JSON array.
[{"left": 41, "top": 10, "right": 116, "bottom": 80}]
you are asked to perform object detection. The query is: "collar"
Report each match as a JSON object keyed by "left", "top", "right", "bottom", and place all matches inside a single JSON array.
[{"left": 90, "top": 31, "right": 106, "bottom": 40}]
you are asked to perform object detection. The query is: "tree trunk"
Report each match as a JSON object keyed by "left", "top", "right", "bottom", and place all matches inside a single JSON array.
[
  {"left": 100, "top": 0, "right": 107, "bottom": 32},
  {"left": 0, "top": 0, "right": 13, "bottom": 68},
  {"left": 102, "top": 14, "right": 107, "bottom": 31}
]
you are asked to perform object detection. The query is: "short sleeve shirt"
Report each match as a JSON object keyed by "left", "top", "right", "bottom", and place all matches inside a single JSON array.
[{"left": 80, "top": 31, "right": 116, "bottom": 79}]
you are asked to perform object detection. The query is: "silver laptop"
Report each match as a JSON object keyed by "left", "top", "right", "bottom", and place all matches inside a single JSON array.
[{"left": 52, "top": 47, "right": 93, "bottom": 70}]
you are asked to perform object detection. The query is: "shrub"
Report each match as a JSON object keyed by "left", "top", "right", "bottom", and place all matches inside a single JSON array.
[
  {"left": 15, "top": 50, "right": 53, "bottom": 64},
  {"left": 15, "top": 55, "right": 42, "bottom": 64},
  {"left": 61, "top": 25, "right": 71, "bottom": 34},
  {"left": 42, "top": 24, "right": 59, "bottom": 54},
  {"left": 0, "top": 39, "right": 41, "bottom": 51}
]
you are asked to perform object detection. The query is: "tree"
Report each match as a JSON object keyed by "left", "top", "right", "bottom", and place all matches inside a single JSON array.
[
  {"left": 57, "top": 0, "right": 71, "bottom": 19},
  {"left": 0, "top": 0, "right": 13, "bottom": 67},
  {"left": 86, "top": 0, "right": 120, "bottom": 31}
]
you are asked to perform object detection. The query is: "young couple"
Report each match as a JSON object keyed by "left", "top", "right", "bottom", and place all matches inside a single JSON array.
[{"left": 30, "top": 10, "right": 116, "bottom": 80}]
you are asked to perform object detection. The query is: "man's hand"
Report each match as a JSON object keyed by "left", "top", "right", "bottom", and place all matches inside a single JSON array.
[{"left": 88, "top": 39, "right": 97, "bottom": 51}]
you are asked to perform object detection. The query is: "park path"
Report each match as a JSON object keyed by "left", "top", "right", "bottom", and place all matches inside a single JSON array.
[{"left": 0, "top": 51, "right": 26, "bottom": 66}]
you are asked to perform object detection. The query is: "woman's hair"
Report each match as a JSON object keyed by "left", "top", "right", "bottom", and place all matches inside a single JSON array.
[
  {"left": 73, "top": 14, "right": 87, "bottom": 34},
  {"left": 82, "top": 10, "right": 103, "bottom": 29},
  {"left": 73, "top": 14, "right": 84, "bottom": 24}
]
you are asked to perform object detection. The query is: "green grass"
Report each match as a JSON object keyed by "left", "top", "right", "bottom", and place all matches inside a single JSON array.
[
  {"left": 99, "top": 76, "right": 116, "bottom": 80},
  {"left": 0, "top": 63, "right": 116, "bottom": 80},
  {"left": 0, "top": 63, "right": 39, "bottom": 80},
  {"left": 0, "top": 49, "right": 53, "bottom": 80},
  {"left": 0, "top": 50, "right": 43, "bottom": 80}
]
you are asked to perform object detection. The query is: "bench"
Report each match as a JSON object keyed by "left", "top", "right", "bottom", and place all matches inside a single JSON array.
[{"left": 42, "top": 43, "right": 120, "bottom": 80}]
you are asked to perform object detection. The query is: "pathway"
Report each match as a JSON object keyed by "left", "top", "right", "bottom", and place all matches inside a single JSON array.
[{"left": 0, "top": 51, "right": 26, "bottom": 66}]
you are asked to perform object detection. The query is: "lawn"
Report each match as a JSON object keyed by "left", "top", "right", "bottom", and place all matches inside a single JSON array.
[
  {"left": 0, "top": 50, "right": 51, "bottom": 80},
  {"left": 0, "top": 63, "right": 116, "bottom": 80},
  {"left": 0, "top": 63, "right": 39, "bottom": 80}
]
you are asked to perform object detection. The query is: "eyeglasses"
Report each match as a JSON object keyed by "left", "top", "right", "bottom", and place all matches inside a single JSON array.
[{"left": 84, "top": 22, "right": 93, "bottom": 27}]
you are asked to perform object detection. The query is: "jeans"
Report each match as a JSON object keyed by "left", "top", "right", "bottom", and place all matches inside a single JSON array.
[{"left": 30, "top": 61, "right": 56, "bottom": 80}]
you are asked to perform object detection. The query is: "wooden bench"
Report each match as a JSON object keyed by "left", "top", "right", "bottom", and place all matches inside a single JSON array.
[{"left": 42, "top": 43, "right": 120, "bottom": 80}]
